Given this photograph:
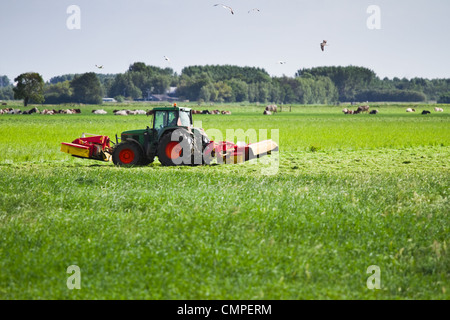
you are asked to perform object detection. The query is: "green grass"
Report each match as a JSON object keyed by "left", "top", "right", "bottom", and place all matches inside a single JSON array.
[{"left": 0, "top": 103, "right": 449, "bottom": 299}]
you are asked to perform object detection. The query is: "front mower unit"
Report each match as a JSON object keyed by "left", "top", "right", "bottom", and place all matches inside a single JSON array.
[{"left": 61, "top": 134, "right": 112, "bottom": 162}]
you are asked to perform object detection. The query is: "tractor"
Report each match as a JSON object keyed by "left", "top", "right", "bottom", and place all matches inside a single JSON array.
[{"left": 61, "top": 104, "right": 278, "bottom": 166}]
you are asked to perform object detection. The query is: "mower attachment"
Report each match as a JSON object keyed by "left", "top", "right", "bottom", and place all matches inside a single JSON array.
[
  {"left": 208, "top": 140, "right": 279, "bottom": 164},
  {"left": 61, "top": 134, "right": 112, "bottom": 162}
]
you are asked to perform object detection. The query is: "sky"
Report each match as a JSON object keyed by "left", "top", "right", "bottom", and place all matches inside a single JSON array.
[{"left": 0, "top": 0, "right": 449, "bottom": 82}]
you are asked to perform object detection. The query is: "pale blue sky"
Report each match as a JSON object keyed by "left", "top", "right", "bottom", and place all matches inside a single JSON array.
[{"left": 1, "top": 0, "right": 449, "bottom": 82}]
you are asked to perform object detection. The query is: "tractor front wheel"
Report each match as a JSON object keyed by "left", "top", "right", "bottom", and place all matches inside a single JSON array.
[{"left": 112, "top": 141, "right": 144, "bottom": 166}]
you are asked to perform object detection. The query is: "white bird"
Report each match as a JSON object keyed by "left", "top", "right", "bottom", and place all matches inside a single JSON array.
[
  {"left": 320, "top": 40, "right": 328, "bottom": 52},
  {"left": 248, "top": 8, "right": 260, "bottom": 13},
  {"left": 278, "top": 61, "right": 286, "bottom": 65},
  {"left": 214, "top": 4, "right": 234, "bottom": 15},
  {"left": 164, "top": 56, "right": 170, "bottom": 62}
]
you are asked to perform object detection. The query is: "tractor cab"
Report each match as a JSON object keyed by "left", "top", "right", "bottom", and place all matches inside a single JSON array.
[{"left": 152, "top": 105, "right": 193, "bottom": 138}]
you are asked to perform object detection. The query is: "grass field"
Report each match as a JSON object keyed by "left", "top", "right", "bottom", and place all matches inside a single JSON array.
[{"left": 0, "top": 102, "right": 449, "bottom": 299}]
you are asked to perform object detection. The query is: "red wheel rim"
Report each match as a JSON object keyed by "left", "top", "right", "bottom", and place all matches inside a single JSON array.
[
  {"left": 165, "top": 141, "right": 182, "bottom": 160},
  {"left": 119, "top": 149, "right": 135, "bottom": 164}
]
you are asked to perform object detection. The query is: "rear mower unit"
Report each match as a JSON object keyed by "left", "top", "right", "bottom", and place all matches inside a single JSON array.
[{"left": 61, "top": 105, "right": 278, "bottom": 166}]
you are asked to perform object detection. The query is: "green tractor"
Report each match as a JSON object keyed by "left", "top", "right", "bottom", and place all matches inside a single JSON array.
[
  {"left": 61, "top": 104, "right": 278, "bottom": 166},
  {"left": 112, "top": 105, "right": 210, "bottom": 166}
]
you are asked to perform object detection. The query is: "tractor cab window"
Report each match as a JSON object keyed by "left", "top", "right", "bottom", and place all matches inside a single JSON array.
[
  {"left": 154, "top": 111, "right": 167, "bottom": 132},
  {"left": 179, "top": 110, "right": 191, "bottom": 127},
  {"left": 167, "top": 111, "right": 178, "bottom": 127}
]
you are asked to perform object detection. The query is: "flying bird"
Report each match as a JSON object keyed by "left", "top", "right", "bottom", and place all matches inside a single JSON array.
[
  {"left": 248, "top": 8, "right": 260, "bottom": 13},
  {"left": 214, "top": 4, "right": 234, "bottom": 15},
  {"left": 278, "top": 61, "right": 287, "bottom": 65},
  {"left": 164, "top": 56, "right": 170, "bottom": 62},
  {"left": 95, "top": 65, "right": 104, "bottom": 69},
  {"left": 320, "top": 40, "right": 328, "bottom": 51}
]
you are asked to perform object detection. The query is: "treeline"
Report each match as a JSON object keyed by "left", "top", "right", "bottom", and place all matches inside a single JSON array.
[{"left": 2, "top": 64, "right": 450, "bottom": 104}]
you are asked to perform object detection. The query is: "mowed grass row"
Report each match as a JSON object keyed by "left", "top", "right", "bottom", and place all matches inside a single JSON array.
[{"left": 0, "top": 104, "right": 449, "bottom": 299}]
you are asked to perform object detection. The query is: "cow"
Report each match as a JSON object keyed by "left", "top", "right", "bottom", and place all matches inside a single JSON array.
[
  {"left": 370, "top": 110, "right": 379, "bottom": 115},
  {"left": 201, "top": 110, "right": 210, "bottom": 114},
  {"left": 265, "top": 105, "right": 277, "bottom": 113},
  {"left": 221, "top": 110, "right": 231, "bottom": 115},
  {"left": 434, "top": 107, "right": 444, "bottom": 112},
  {"left": 146, "top": 110, "right": 154, "bottom": 116},
  {"left": 22, "top": 107, "right": 39, "bottom": 115},
  {"left": 422, "top": 110, "right": 431, "bottom": 115},
  {"left": 263, "top": 110, "right": 272, "bottom": 115},
  {"left": 41, "top": 109, "right": 55, "bottom": 115},
  {"left": 8, "top": 109, "right": 21, "bottom": 114},
  {"left": 92, "top": 109, "right": 107, "bottom": 115},
  {"left": 356, "top": 105, "right": 370, "bottom": 113},
  {"left": 406, "top": 108, "right": 416, "bottom": 113},
  {"left": 114, "top": 110, "right": 128, "bottom": 116}
]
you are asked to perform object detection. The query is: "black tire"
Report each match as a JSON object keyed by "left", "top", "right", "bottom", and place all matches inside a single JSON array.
[
  {"left": 112, "top": 141, "right": 144, "bottom": 167},
  {"left": 157, "top": 129, "right": 193, "bottom": 166}
]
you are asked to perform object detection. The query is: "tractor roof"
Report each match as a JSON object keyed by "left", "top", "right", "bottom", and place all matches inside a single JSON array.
[{"left": 152, "top": 106, "right": 191, "bottom": 112}]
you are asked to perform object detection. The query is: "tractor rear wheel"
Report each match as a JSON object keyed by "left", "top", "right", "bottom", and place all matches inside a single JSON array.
[
  {"left": 158, "top": 129, "right": 193, "bottom": 166},
  {"left": 112, "top": 141, "right": 144, "bottom": 166}
]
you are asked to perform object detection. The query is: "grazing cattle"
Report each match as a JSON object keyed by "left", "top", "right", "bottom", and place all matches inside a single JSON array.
[
  {"left": 406, "top": 108, "right": 416, "bottom": 113},
  {"left": 92, "top": 109, "right": 107, "bottom": 115},
  {"left": 146, "top": 110, "right": 154, "bottom": 116},
  {"left": 370, "top": 110, "right": 379, "bottom": 115},
  {"left": 1, "top": 102, "right": 7, "bottom": 106},
  {"left": 221, "top": 110, "right": 232, "bottom": 115},
  {"left": 201, "top": 110, "right": 210, "bottom": 114},
  {"left": 41, "top": 109, "right": 55, "bottom": 115},
  {"left": 192, "top": 110, "right": 201, "bottom": 114},
  {"left": 356, "top": 105, "right": 370, "bottom": 113},
  {"left": 22, "top": 107, "right": 39, "bottom": 115},
  {"left": 342, "top": 108, "right": 355, "bottom": 114},
  {"left": 114, "top": 110, "right": 128, "bottom": 116},
  {"left": 434, "top": 107, "right": 444, "bottom": 112},
  {"left": 265, "top": 104, "right": 277, "bottom": 113},
  {"left": 422, "top": 110, "right": 431, "bottom": 115},
  {"left": 134, "top": 110, "right": 147, "bottom": 115},
  {"left": 8, "top": 109, "right": 22, "bottom": 114},
  {"left": 263, "top": 110, "right": 272, "bottom": 115}
]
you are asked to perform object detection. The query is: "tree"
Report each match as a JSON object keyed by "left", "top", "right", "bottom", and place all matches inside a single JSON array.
[
  {"left": 13, "top": 72, "right": 45, "bottom": 106},
  {"left": 44, "top": 81, "right": 73, "bottom": 104},
  {"left": 70, "top": 73, "right": 103, "bottom": 104},
  {"left": 0, "top": 75, "right": 11, "bottom": 88},
  {"left": 438, "top": 92, "right": 450, "bottom": 104}
]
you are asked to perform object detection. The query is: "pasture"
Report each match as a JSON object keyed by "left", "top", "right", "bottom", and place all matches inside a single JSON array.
[{"left": 0, "top": 102, "right": 449, "bottom": 299}]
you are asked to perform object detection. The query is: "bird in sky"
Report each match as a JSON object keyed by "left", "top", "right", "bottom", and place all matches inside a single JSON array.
[
  {"left": 278, "top": 61, "right": 287, "bottom": 65},
  {"left": 164, "top": 56, "right": 170, "bottom": 62},
  {"left": 320, "top": 40, "right": 328, "bottom": 51},
  {"left": 214, "top": 4, "right": 234, "bottom": 15},
  {"left": 95, "top": 64, "right": 104, "bottom": 69},
  {"left": 248, "top": 8, "right": 260, "bottom": 14}
]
